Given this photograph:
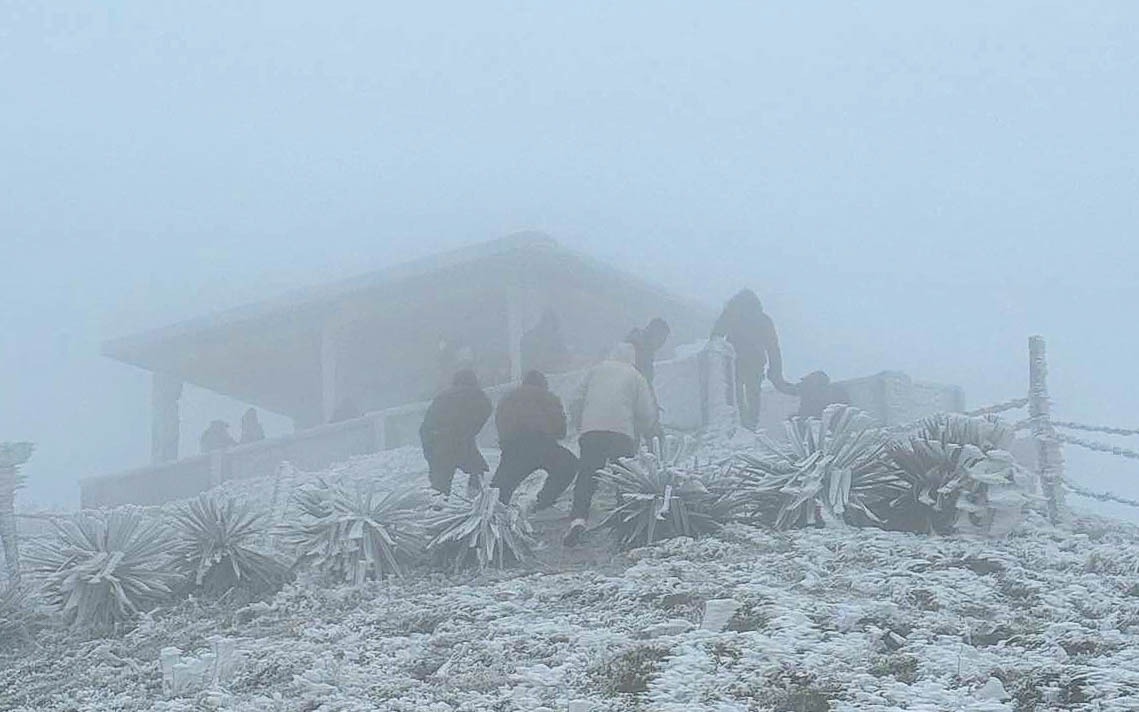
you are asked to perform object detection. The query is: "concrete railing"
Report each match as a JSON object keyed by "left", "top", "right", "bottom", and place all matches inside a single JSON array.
[{"left": 80, "top": 343, "right": 965, "bottom": 509}]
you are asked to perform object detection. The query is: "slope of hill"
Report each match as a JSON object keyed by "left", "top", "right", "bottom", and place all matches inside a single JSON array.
[{"left": 3, "top": 448, "right": 1139, "bottom": 711}]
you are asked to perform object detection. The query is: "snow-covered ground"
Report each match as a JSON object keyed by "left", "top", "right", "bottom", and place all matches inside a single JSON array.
[{"left": 3, "top": 448, "right": 1139, "bottom": 711}]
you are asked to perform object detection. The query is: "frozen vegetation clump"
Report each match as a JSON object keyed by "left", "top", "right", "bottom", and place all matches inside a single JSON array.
[
  {"left": 169, "top": 494, "right": 289, "bottom": 597},
  {"left": 24, "top": 508, "right": 177, "bottom": 633},
  {"left": 278, "top": 479, "right": 424, "bottom": 584},
  {"left": 597, "top": 435, "right": 727, "bottom": 550},
  {"left": 425, "top": 485, "right": 538, "bottom": 573},
  {"left": 727, "top": 405, "right": 903, "bottom": 529},
  {"left": 0, "top": 583, "right": 38, "bottom": 650},
  {"left": 886, "top": 414, "right": 1036, "bottom": 535}
]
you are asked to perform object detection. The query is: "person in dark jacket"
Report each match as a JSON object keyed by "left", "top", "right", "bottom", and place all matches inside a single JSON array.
[
  {"left": 786, "top": 370, "right": 850, "bottom": 419},
  {"left": 200, "top": 420, "right": 236, "bottom": 453},
  {"left": 624, "top": 317, "right": 670, "bottom": 385},
  {"left": 489, "top": 370, "right": 579, "bottom": 507},
  {"left": 240, "top": 408, "right": 265, "bottom": 443},
  {"left": 419, "top": 369, "right": 493, "bottom": 497},
  {"left": 710, "top": 289, "right": 789, "bottom": 431}
]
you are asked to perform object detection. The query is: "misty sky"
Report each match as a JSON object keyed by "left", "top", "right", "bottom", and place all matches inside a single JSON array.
[{"left": 2, "top": 2, "right": 1137, "bottom": 510}]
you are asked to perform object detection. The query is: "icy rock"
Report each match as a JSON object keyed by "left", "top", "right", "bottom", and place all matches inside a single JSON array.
[
  {"left": 701, "top": 599, "right": 742, "bottom": 632},
  {"left": 644, "top": 619, "right": 695, "bottom": 637},
  {"left": 160, "top": 647, "right": 182, "bottom": 696},
  {"left": 834, "top": 605, "right": 862, "bottom": 633},
  {"left": 976, "top": 677, "right": 1010, "bottom": 701},
  {"left": 568, "top": 701, "right": 592, "bottom": 712},
  {"left": 160, "top": 638, "right": 244, "bottom": 698}
]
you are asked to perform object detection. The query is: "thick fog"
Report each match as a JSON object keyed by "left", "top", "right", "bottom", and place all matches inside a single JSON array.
[{"left": 1, "top": 3, "right": 1136, "bottom": 510}]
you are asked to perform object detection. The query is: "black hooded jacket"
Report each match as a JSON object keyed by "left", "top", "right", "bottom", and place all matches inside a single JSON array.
[
  {"left": 710, "top": 290, "right": 784, "bottom": 380},
  {"left": 419, "top": 372, "right": 492, "bottom": 450}
]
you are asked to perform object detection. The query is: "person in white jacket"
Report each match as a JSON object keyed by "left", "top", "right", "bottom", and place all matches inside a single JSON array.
[{"left": 562, "top": 342, "right": 659, "bottom": 546}]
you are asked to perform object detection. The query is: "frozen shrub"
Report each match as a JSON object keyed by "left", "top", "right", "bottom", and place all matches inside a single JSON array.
[
  {"left": 0, "top": 583, "right": 38, "bottom": 650},
  {"left": 884, "top": 415, "right": 1034, "bottom": 535},
  {"left": 170, "top": 494, "right": 289, "bottom": 597},
  {"left": 24, "top": 508, "right": 177, "bottom": 633},
  {"left": 279, "top": 479, "right": 424, "bottom": 584},
  {"left": 597, "top": 435, "right": 727, "bottom": 550},
  {"left": 425, "top": 486, "right": 537, "bottom": 573},
  {"left": 732, "top": 406, "right": 904, "bottom": 529},
  {"left": 592, "top": 644, "right": 670, "bottom": 696}
]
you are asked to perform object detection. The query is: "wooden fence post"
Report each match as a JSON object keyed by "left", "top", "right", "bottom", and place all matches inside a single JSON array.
[{"left": 1028, "top": 336, "right": 1065, "bottom": 522}]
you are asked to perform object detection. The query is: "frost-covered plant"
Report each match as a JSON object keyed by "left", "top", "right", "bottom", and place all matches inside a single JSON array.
[
  {"left": 0, "top": 442, "right": 34, "bottom": 585},
  {"left": 884, "top": 415, "right": 1034, "bottom": 535},
  {"left": 0, "top": 583, "right": 38, "bottom": 650},
  {"left": 596, "top": 436, "right": 726, "bottom": 550},
  {"left": 884, "top": 439, "right": 984, "bottom": 534},
  {"left": 280, "top": 479, "right": 423, "bottom": 584},
  {"left": 732, "top": 406, "right": 904, "bottom": 529},
  {"left": 24, "top": 508, "right": 176, "bottom": 632},
  {"left": 917, "top": 413, "right": 1012, "bottom": 452},
  {"left": 426, "top": 486, "right": 537, "bottom": 573},
  {"left": 170, "top": 494, "right": 289, "bottom": 596}
]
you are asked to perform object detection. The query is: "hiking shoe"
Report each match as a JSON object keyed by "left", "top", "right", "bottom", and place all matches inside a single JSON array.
[{"left": 563, "top": 518, "right": 587, "bottom": 548}]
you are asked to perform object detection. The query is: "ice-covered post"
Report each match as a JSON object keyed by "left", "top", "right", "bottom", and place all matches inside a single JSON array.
[
  {"left": 1028, "top": 336, "right": 1065, "bottom": 522},
  {"left": 0, "top": 442, "right": 33, "bottom": 586}
]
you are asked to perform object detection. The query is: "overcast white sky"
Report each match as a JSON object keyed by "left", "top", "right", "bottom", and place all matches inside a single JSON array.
[{"left": 2, "top": 2, "right": 1137, "bottom": 509}]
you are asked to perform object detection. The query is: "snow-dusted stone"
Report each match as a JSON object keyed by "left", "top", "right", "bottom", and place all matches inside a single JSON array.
[
  {"left": 160, "top": 647, "right": 181, "bottom": 696},
  {"left": 976, "top": 677, "right": 1010, "bottom": 701},
  {"left": 644, "top": 618, "right": 695, "bottom": 638},
  {"left": 701, "top": 598, "right": 742, "bottom": 632},
  {"left": 568, "top": 701, "right": 592, "bottom": 712}
]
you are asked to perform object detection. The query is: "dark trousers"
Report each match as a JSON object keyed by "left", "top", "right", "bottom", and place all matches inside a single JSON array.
[
  {"left": 570, "top": 431, "right": 636, "bottom": 521},
  {"left": 736, "top": 366, "right": 763, "bottom": 431},
  {"left": 425, "top": 438, "right": 488, "bottom": 495},
  {"left": 490, "top": 434, "right": 579, "bottom": 506}
]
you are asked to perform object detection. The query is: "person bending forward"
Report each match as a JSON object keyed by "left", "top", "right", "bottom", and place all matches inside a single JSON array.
[
  {"left": 419, "top": 369, "right": 492, "bottom": 498},
  {"left": 490, "top": 370, "right": 579, "bottom": 508}
]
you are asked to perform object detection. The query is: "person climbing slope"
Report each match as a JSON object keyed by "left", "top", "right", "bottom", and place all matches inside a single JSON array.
[
  {"left": 562, "top": 343, "right": 658, "bottom": 547},
  {"left": 419, "top": 369, "right": 492, "bottom": 498},
  {"left": 710, "top": 289, "right": 790, "bottom": 430},
  {"left": 490, "top": 370, "right": 579, "bottom": 508}
]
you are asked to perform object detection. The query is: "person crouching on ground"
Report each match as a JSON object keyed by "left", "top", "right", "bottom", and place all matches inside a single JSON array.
[
  {"left": 563, "top": 342, "right": 658, "bottom": 547},
  {"left": 490, "top": 370, "right": 579, "bottom": 509},
  {"left": 419, "top": 369, "right": 492, "bottom": 499}
]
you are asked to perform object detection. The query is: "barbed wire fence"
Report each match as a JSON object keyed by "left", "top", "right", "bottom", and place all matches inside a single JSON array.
[{"left": 956, "top": 335, "right": 1137, "bottom": 522}]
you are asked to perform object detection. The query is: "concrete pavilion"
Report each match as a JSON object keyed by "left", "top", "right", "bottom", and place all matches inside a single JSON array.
[{"left": 84, "top": 233, "right": 717, "bottom": 507}]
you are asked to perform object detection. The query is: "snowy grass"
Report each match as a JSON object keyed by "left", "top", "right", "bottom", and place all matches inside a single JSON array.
[{"left": 3, "top": 445, "right": 1139, "bottom": 710}]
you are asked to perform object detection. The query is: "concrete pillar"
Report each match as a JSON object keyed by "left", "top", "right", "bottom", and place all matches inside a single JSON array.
[
  {"left": 151, "top": 373, "right": 183, "bottom": 464},
  {"left": 320, "top": 323, "right": 339, "bottom": 424},
  {"left": 506, "top": 290, "right": 523, "bottom": 383}
]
